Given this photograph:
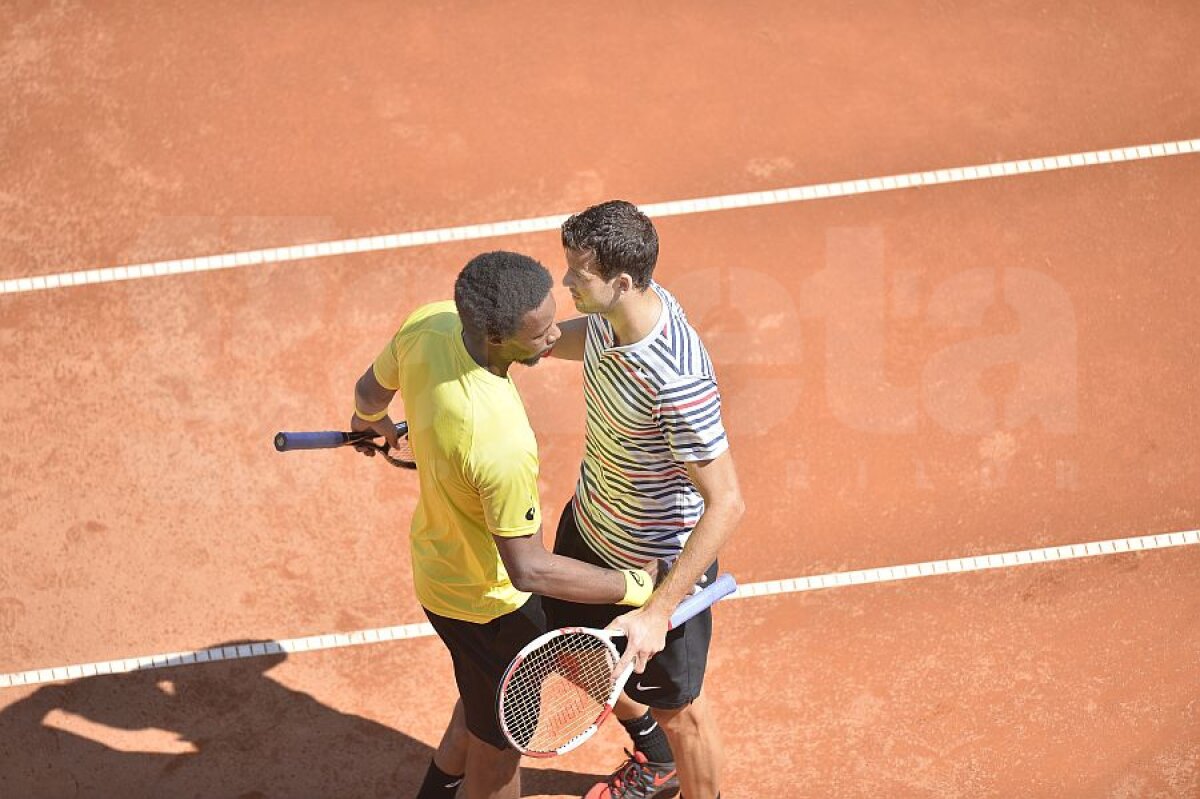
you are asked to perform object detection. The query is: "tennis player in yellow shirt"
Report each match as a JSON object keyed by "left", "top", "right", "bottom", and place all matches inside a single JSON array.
[{"left": 350, "top": 251, "right": 660, "bottom": 799}]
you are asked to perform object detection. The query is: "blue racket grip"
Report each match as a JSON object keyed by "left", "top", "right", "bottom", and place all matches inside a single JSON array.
[
  {"left": 668, "top": 572, "right": 737, "bottom": 628},
  {"left": 274, "top": 430, "right": 353, "bottom": 451}
]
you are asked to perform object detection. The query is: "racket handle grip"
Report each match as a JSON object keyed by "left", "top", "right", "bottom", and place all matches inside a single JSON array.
[
  {"left": 669, "top": 572, "right": 737, "bottom": 628},
  {"left": 274, "top": 430, "right": 351, "bottom": 451}
]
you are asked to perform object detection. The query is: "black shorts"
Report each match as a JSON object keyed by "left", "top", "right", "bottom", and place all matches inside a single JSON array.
[
  {"left": 542, "top": 501, "right": 716, "bottom": 710},
  {"left": 423, "top": 595, "right": 546, "bottom": 750}
]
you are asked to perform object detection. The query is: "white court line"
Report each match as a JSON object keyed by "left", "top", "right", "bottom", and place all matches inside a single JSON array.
[
  {"left": 2, "top": 528, "right": 1196, "bottom": 689},
  {"left": 2, "top": 137, "right": 1197, "bottom": 296}
]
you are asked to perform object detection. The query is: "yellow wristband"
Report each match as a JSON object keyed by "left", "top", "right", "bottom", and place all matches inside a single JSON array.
[
  {"left": 618, "top": 569, "right": 653, "bottom": 607},
  {"left": 354, "top": 405, "right": 389, "bottom": 423}
]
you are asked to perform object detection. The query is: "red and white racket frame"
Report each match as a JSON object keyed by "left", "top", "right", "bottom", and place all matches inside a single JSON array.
[{"left": 497, "top": 572, "right": 737, "bottom": 757}]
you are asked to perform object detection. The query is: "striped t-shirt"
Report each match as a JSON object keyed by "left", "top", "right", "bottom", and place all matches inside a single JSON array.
[{"left": 572, "top": 283, "right": 729, "bottom": 568}]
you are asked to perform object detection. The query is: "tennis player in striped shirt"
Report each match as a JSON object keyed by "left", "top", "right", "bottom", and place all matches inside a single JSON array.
[{"left": 544, "top": 201, "right": 745, "bottom": 799}]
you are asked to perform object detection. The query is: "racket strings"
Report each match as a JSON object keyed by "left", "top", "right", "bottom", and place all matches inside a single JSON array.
[
  {"left": 390, "top": 436, "right": 414, "bottom": 462},
  {"left": 360, "top": 436, "right": 416, "bottom": 468},
  {"left": 501, "top": 631, "right": 619, "bottom": 753}
]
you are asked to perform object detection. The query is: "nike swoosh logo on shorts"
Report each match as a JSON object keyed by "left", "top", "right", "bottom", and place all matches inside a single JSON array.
[{"left": 635, "top": 681, "right": 661, "bottom": 691}]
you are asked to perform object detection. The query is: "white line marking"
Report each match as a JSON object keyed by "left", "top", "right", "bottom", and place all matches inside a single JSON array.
[
  {"left": 1, "top": 529, "right": 1196, "bottom": 689},
  {"left": 3, "top": 137, "right": 1198, "bottom": 297},
  {"left": 729, "top": 528, "right": 1200, "bottom": 600}
]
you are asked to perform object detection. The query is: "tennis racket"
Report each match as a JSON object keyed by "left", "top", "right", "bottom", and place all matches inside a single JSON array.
[
  {"left": 497, "top": 572, "right": 737, "bottom": 757},
  {"left": 273, "top": 420, "right": 416, "bottom": 469}
]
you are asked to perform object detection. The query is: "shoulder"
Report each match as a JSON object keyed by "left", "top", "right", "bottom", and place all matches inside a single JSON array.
[
  {"left": 389, "top": 302, "right": 462, "bottom": 365},
  {"left": 644, "top": 286, "right": 717, "bottom": 382},
  {"left": 397, "top": 300, "right": 460, "bottom": 339},
  {"left": 657, "top": 285, "right": 705, "bottom": 347}
]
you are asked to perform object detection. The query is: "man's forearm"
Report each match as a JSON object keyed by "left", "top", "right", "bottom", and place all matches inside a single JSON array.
[
  {"left": 499, "top": 535, "right": 653, "bottom": 607},
  {"left": 646, "top": 497, "right": 743, "bottom": 618},
  {"left": 513, "top": 552, "right": 633, "bottom": 604}
]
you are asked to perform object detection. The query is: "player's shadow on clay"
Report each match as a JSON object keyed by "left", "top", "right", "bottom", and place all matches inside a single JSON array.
[{"left": 0, "top": 640, "right": 599, "bottom": 798}]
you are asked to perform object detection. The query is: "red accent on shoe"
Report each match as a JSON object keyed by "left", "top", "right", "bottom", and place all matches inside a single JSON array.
[{"left": 582, "top": 749, "right": 680, "bottom": 799}]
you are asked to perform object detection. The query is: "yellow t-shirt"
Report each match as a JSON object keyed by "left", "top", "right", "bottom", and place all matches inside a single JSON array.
[{"left": 373, "top": 301, "right": 541, "bottom": 623}]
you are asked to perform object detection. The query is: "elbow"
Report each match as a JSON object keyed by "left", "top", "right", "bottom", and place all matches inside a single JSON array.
[
  {"left": 509, "top": 570, "right": 544, "bottom": 595},
  {"left": 506, "top": 559, "right": 548, "bottom": 594},
  {"left": 722, "top": 490, "right": 746, "bottom": 523},
  {"left": 719, "top": 493, "right": 746, "bottom": 537},
  {"left": 507, "top": 567, "right": 533, "bottom": 593},
  {"left": 730, "top": 500, "right": 746, "bottom": 533}
]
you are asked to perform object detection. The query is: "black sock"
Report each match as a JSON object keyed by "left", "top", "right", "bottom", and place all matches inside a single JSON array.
[
  {"left": 416, "top": 759, "right": 464, "bottom": 799},
  {"left": 620, "top": 711, "right": 674, "bottom": 764}
]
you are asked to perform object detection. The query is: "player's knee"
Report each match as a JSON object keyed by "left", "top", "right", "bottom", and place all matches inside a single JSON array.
[{"left": 651, "top": 699, "right": 705, "bottom": 737}]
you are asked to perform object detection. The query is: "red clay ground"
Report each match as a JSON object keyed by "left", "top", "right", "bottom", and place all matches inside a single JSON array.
[{"left": 2, "top": 3, "right": 1198, "bottom": 797}]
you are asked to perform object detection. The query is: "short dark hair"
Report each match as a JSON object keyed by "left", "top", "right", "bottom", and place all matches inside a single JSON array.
[
  {"left": 560, "top": 200, "right": 658, "bottom": 289},
  {"left": 454, "top": 251, "right": 553, "bottom": 339}
]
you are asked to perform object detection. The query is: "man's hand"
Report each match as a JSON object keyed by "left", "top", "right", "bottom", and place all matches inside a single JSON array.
[
  {"left": 349, "top": 413, "right": 399, "bottom": 456},
  {"left": 608, "top": 605, "right": 671, "bottom": 676}
]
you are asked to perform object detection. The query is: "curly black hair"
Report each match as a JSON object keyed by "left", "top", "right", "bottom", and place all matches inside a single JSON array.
[
  {"left": 560, "top": 200, "right": 659, "bottom": 289},
  {"left": 454, "top": 251, "right": 553, "bottom": 339}
]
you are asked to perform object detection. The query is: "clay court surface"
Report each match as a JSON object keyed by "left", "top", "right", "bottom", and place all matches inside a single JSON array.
[{"left": 2, "top": 3, "right": 1198, "bottom": 797}]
